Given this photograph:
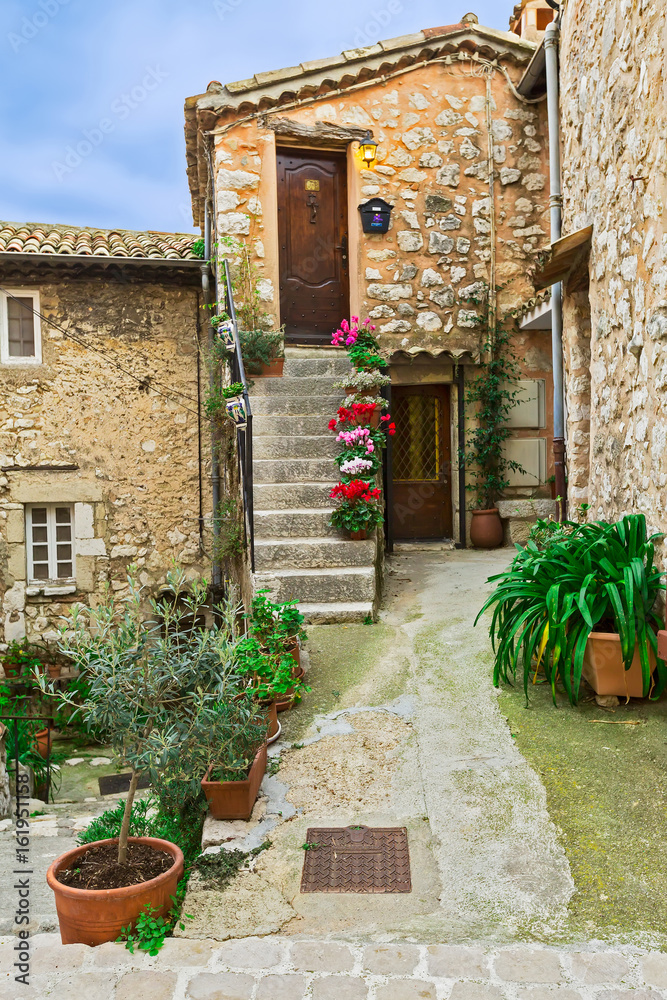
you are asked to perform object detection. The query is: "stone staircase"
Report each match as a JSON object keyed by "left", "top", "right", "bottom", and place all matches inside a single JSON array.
[{"left": 250, "top": 347, "right": 379, "bottom": 623}]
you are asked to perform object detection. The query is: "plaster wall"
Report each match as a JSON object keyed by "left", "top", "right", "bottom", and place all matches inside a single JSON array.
[
  {"left": 559, "top": 0, "right": 667, "bottom": 530},
  {"left": 0, "top": 277, "right": 212, "bottom": 646}
]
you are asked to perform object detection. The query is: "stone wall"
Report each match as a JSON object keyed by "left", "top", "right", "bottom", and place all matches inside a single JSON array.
[
  {"left": 559, "top": 0, "right": 667, "bottom": 533},
  {"left": 0, "top": 277, "right": 213, "bottom": 647},
  {"left": 211, "top": 56, "right": 552, "bottom": 362}
]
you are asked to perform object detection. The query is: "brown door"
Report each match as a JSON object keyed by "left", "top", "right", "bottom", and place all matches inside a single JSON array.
[
  {"left": 277, "top": 148, "right": 349, "bottom": 344},
  {"left": 391, "top": 385, "right": 453, "bottom": 539}
]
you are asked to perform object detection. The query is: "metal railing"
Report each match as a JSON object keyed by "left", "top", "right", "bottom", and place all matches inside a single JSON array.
[
  {"left": 220, "top": 259, "right": 255, "bottom": 573},
  {"left": 381, "top": 383, "right": 393, "bottom": 553}
]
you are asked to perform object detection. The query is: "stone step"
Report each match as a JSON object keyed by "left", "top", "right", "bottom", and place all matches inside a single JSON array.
[
  {"left": 253, "top": 483, "right": 334, "bottom": 510},
  {"left": 253, "top": 414, "right": 332, "bottom": 437},
  {"left": 254, "top": 508, "right": 337, "bottom": 538},
  {"left": 282, "top": 356, "right": 352, "bottom": 377},
  {"left": 253, "top": 435, "right": 338, "bottom": 460},
  {"left": 254, "top": 537, "right": 375, "bottom": 570},
  {"left": 253, "top": 458, "right": 338, "bottom": 484},
  {"left": 250, "top": 376, "right": 348, "bottom": 397},
  {"left": 250, "top": 395, "right": 343, "bottom": 416},
  {"left": 298, "top": 601, "right": 374, "bottom": 623},
  {"left": 253, "top": 567, "right": 376, "bottom": 604}
]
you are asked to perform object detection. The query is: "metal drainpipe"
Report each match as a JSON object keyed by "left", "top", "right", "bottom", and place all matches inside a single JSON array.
[
  {"left": 201, "top": 200, "right": 222, "bottom": 591},
  {"left": 456, "top": 364, "right": 467, "bottom": 549},
  {"left": 544, "top": 20, "right": 567, "bottom": 520}
]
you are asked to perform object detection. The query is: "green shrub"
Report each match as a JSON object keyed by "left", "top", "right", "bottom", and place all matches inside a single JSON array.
[{"left": 477, "top": 513, "right": 667, "bottom": 704}]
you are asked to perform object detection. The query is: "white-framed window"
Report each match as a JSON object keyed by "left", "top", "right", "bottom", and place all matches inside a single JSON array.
[
  {"left": 0, "top": 289, "right": 42, "bottom": 364},
  {"left": 25, "top": 504, "right": 75, "bottom": 583}
]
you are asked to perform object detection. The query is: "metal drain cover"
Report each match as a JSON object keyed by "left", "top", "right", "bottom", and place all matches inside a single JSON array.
[{"left": 300, "top": 825, "right": 411, "bottom": 893}]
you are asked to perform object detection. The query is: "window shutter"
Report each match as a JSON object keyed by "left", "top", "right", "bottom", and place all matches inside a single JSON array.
[{"left": 7, "top": 297, "right": 35, "bottom": 356}]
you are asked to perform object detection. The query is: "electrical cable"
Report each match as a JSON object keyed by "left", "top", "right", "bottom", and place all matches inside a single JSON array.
[{"left": 0, "top": 284, "right": 207, "bottom": 420}]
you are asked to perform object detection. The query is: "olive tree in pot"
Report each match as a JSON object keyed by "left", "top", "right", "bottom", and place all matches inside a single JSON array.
[{"left": 36, "top": 571, "right": 259, "bottom": 945}]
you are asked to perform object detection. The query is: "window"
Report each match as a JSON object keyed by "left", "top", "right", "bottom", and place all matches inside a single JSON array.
[
  {"left": 1, "top": 289, "right": 42, "bottom": 364},
  {"left": 26, "top": 505, "right": 75, "bottom": 583}
]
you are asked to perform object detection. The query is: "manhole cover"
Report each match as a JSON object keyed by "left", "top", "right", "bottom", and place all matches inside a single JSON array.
[{"left": 300, "top": 825, "right": 411, "bottom": 893}]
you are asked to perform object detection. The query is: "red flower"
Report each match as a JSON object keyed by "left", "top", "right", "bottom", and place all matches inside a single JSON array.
[
  {"left": 330, "top": 479, "right": 381, "bottom": 503},
  {"left": 328, "top": 418, "right": 337, "bottom": 430},
  {"left": 388, "top": 422, "right": 396, "bottom": 436}
]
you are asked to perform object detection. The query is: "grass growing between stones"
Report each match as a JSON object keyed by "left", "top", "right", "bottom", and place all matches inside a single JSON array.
[
  {"left": 500, "top": 681, "right": 667, "bottom": 944},
  {"left": 282, "top": 622, "right": 404, "bottom": 741}
]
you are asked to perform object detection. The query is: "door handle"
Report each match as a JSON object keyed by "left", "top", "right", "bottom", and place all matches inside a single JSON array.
[
  {"left": 307, "top": 193, "right": 318, "bottom": 223},
  {"left": 335, "top": 235, "right": 348, "bottom": 272}
]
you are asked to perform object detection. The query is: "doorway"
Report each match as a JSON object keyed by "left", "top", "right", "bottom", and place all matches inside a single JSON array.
[
  {"left": 277, "top": 147, "right": 349, "bottom": 344},
  {"left": 391, "top": 385, "right": 453, "bottom": 540}
]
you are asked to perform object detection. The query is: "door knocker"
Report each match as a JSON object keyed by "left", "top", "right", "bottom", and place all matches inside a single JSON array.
[{"left": 306, "top": 192, "right": 318, "bottom": 224}]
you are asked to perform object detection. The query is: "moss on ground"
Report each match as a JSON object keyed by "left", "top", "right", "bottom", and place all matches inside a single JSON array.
[
  {"left": 499, "top": 680, "right": 667, "bottom": 943},
  {"left": 281, "top": 622, "right": 402, "bottom": 741}
]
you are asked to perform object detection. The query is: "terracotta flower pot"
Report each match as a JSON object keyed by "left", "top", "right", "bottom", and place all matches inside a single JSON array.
[
  {"left": 46, "top": 836, "right": 184, "bottom": 946},
  {"left": 47, "top": 663, "right": 62, "bottom": 679},
  {"left": 254, "top": 358, "right": 284, "bottom": 378},
  {"left": 469, "top": 508, "right": 504, "bottom": 549},
  {"left": 2, "top": 662, "right": 20, "bottom": 678},
  {"left": 260, "top": 699, "right": 280, "bottom": 742},
  {"left": 582, "top": 632, "right": 656, "bottom": 699},
  {"left": 34, "top": 728, "right": 52, "bottom": 759},
  {"left": 345, "top": 386, "right": 380, "bottom": 397},
  {"left": 275, "top": 664, "right": 305, "bottom": 713},
  {"left": 201, "top": 744, "right": 267, "bottom": 820},
  {"left": 349, "top": 528, "right": 368, "bottom": 540},
  {"left": 354, "top": 408, "right": 381, "bottom": 429},
  {"left": 286, "top": 640, "right": 301, "bottom": 669}
]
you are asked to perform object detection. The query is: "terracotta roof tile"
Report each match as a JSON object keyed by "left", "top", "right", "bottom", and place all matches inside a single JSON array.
[{"left": 0, "top": 222, "right": 198, "bottom": 260}]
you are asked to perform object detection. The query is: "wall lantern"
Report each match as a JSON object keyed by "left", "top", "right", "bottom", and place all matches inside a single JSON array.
[{"left": 360, "top": 131, "right": 378, "bottom": 166}]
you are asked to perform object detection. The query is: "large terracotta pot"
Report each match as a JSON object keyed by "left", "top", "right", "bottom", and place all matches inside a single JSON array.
[
  {"left": 469, "top": 508, "right": 504, "bottom": 549},
  {"left": 34, "top": 727, "right": 52, "bottom": 759},
  {"left": 583, "top": 632, "right": 656, "bottom": 699},
  {"left": 46, "top": 836, "right": 184, "bottom": 946},
  {"left": 201, "top": 744, "right": 267, "bottom": 820},
  {"left": 260, "top": 699, "right": 280, "bottom": 742},
  {"left": 254, "top": 358, "right": 284, "bottom": 378}
]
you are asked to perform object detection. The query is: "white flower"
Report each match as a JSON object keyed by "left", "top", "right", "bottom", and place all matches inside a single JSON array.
[{"left": 340, "top": 458, "right": 374, "bottom": 475}]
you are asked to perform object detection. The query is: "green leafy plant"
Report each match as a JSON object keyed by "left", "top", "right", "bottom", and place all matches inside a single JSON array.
[
  {"left": 235, "top": 634, "right": 308, "bottom": 703},
  {"left": 347, "top": 343, "right": 387, "bottom": 370},
  {"left": 334, "top": 369, "right": 391, "bottom": 394},
  {"left": 2, "top": 639, "right": 46, "bottom": 679},
  {"left": 463, "top": 287, "right": 524, "bottom": 510},
  {"left": 36, "top": 571, "right": 262, "bottom": 865},
  {"left": 239, "top": 328, "right": 284, "bottom": 375},
  {"left": 246, "top": 589, "right": 307, "bottom": 648},
  {"left": 222, "top": 382, "right": 245, "bottom": 399},
  {"left": 476, "top": 513, "right": 667, "bottom": 705},
  {"left": 213, "top": 497, "right": 244, "bottom": 561},
  {"left": 329, "top": 480, "right": 384, "bottom": 533},
  {"left": 192, "top": 238, "right": 205, "bottom": 259},
  {"left": 120, "top": 904, "right": 169, "bottom": 956}
]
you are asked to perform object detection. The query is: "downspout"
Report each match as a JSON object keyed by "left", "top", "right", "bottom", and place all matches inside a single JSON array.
[
  {"left": 195, "top": 292, "right": 204, "bottom": 551},
  {"left": 201, "top": 199, "right": 222, "bottom": 591},
  {"left": 544, "top": 20, "right": 567, "bottom": 519},
  {"left": 456, "top": 364, "right": 467, "bottom": 549}
]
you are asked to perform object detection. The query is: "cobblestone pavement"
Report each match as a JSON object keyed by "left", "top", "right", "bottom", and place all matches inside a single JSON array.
[{"left": 2, "top": 935, "right": 667, "bottom": 1000}]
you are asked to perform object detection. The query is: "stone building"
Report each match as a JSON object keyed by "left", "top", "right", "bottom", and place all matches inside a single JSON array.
[
  {"left": 0, "top": 222, "right": 212, "bottom": 647},
  {"left": 525, "top": 0, "right": 667, "bottom": 532},
  {"left": 184, "top": 12, "right": 557, "bottom": 618}
]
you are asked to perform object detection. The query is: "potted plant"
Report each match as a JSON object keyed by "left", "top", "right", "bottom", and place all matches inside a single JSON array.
[
  {"left": 333, "top": 425, "right": 382, "bottom": 477},
  {"left": 245, "top": 589, "right": 307, "bottom": 666},
  {"left": 335, "top": 369, "right": 391, "bottom": 398},
  {"left": 239, "top": 328, "right": 285, "bottom": 378},
  {"left": 329, "top": 479, "right": 384, "bottom": 540},
  {"left": 463, "top": 310, "right": 525, "bottom": 548},
  {"left": 36, "top": 571, "right": 259, "bottom": 945},
  {"left": 477, "top": 513, "right": 667, "bottom": 703},
  {"left": 2, "top": 639, "right": 45, "bottom": 679},
  {"left": 211, "top": 314, "right": 236, "bottom": 352},
  {"left": 236, "top": 633, "right": 309, "bottom": 713},
  {"left": 222, "top": 382, "right": 248, "bottom": 428}
]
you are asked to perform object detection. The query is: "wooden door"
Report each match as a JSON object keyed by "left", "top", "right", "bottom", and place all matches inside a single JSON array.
[
  {"left": 277, "top": 148, "right": 349, "bottom": 344},
  {"left": 391, "top": 385, "right": 453, "bottom": 539}
]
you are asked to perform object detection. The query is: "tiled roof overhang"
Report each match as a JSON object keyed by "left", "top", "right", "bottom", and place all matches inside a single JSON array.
[{"left": 184, "top": 23, "right": 536, "bottom": 226}]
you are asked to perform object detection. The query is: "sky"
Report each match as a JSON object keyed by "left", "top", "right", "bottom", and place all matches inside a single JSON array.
[{"left": 1, "top": 0, "right": 512, "bottom": 236}]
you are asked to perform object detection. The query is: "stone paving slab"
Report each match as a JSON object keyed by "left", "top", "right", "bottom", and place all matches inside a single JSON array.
[{"left": 2, "top": 935, "right": 667, "bottom": 1000}]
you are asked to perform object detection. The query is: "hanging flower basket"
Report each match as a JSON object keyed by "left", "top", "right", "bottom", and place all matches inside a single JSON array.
[
  {"left": 225, "top": 395, "right": 247, "bottom": 429},
  {"left": 212, "top": 317, "right": 237, "bottom": 352}
]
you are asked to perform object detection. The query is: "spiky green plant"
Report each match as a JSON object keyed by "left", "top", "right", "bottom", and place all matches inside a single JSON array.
[{"left": 476, "top": 513, "right": 667, "bottom": 704}]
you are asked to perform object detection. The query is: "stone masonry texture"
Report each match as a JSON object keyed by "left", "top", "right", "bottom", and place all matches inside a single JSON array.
[
  {"left": 1, "top": 934, "right": 665, "bottom": 1000},
  {"left": 0, "top": 277, "right": 213, "bottom": 647},
  {"left": 559, "top": 0, "right": 667, "bottom": 543}
]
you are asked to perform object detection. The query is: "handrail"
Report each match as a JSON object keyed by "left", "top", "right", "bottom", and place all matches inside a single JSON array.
[{"left": 220, "top": 259, "right": 255, "bottom": 573}]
